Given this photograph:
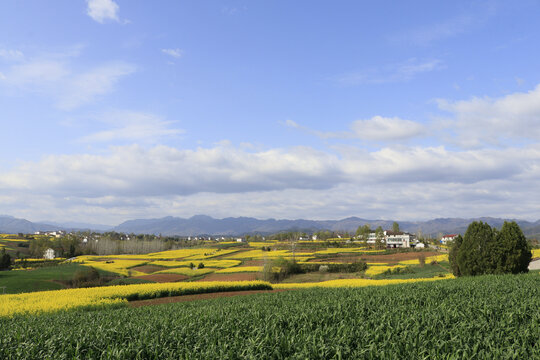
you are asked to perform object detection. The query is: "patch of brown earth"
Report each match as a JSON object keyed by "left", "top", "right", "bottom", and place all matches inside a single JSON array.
[
  {"left": 197, "top": 273, "right": 260, "bottom": 282},
  {"left": 131, "top": 265, "right": 166, "bottom": 274},
  {"left": 133, "top": 273, "right": 189, "bottom": 283},
  {"left": 129, "top": 289, "right": 289, "bottom": 308}
]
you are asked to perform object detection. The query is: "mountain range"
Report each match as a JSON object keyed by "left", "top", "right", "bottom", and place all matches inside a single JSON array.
[{"left": 1, "top": 214, "right": 540, "bottom": 238}]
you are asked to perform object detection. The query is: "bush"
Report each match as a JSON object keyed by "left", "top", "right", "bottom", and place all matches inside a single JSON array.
[
  {"left": 319, "top": 265, "right": 329, "bottom": 273},
  {"left": 71, "top": 267, "right": 101, "bottom": 287},
  {"left": 198, "top": 262, "right": 205, "bottom": 269}
]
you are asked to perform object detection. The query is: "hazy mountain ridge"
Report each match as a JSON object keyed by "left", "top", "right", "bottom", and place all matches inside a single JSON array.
[{"left": 1, "top": 215, "right": 539, "bottom": 237}]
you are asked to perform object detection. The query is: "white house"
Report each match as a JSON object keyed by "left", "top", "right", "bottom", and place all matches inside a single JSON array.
[
  {"left": 385, "top": 231, "right": 413, "bottom": 248},
  {"left": 43, "top": 248, "right": 55, "bottom": 260},
  {"left": 365, "top": 230, "right": 415, "bottom": 248},
  {"left": 441, "top": 234, "right": 458, "bottom": 244}
]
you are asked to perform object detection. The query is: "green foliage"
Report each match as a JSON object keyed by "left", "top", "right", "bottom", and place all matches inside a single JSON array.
[
  {"left": 197, "top": 262, "right": 205, "bottom": 269},
  {"left": 392, "top": 221, "right": 400, "bottom": 233},
  {"left": 448, "top": 234, "right": 463, "bottom": 276},
  {"left": 457, "top": 221, "right": 497, "bottom": 276},
  {"left": 0, "top": 248, "right": 11, "bottom": 270},
  {"left": 381, "top": 266, "right": 414, "bottom": 276},
  {"left": 451, "top": 221, "right": 532, "bottom": 277},
  {"left": 1, "top": 274, "right": 540, "bottom": 358},
  {"left": 495, "top": 221, "right": 532, "bottom": 274}
]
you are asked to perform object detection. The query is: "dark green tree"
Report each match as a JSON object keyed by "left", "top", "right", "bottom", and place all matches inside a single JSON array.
[
  {"left": 392, "top": 222, "right": 400, "bottom": 233},
  {"left": 0, "top": 248, "right": 12, "bottom": 270},
  {"left": 494, "top": 221, "right": 532, "bottom": 274},
  {"left": 456, "top": 221, "right": 496, "bottom": 276},
  {"left": 451, "top": 221, "right": 532, "bottom": 277},
  {"left": 448, "top": 234, "right": 463, "bottom": 276}
]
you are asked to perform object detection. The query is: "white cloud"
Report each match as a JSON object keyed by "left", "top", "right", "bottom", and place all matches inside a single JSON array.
[
  {"left": 79, "top": 111, "right": 184, "bottom": 143},
  {"left": 0, "top": 49, "right": 24, "bottom": 61},
  {"left": 438, "top": 83, "right": 540, "bottom": 147},
  {"left": 86, "top": 0, "right": 120, "bottom": 23},
  {"left": 286, "top": 116, "right": 426, "bottom": 142},
  {"left": 58, "top": 62, "right": 136, "bottom": 110},
  {"left": 0, "top": 50, "right": 136, "bottom": 110},
  {"left": 335, "top": 59, "right": 443, "bottom": 85},
  {"left": 161, "top": 48, "right": 183, "bottom": 59},
  {"left": 349, "top": 116, "right": 426, "bottom": 141},
  {"left": 1, "top": 142, "right": 539, "bottom": 224},
  {"left": 3, "top": 60, "right": 69, "bottom": 85}
]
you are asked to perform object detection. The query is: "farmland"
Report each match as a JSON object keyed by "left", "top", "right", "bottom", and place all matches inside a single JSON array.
[
  {"left": 2, "top": 237, "right": 451, "bottom": 293},
  {"left": 1, "top": 273, "right": 539, "bottom": 359}
]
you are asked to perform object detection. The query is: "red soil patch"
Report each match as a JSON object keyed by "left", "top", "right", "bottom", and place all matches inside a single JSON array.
[
  {"left": 131, "top": 265, "right": 165, "bottom": 274},
  {"left": 129, "top": 289, "right": 289, "bottom": 308},
  {"left": 197, "top": 273, "right": 259, "bottom": 282},
  {"left": 133, "top": 273, "right": 189, "bottom": 283},
  {"left": 310, "top": 251, "right": 440, "bottom": 265}
]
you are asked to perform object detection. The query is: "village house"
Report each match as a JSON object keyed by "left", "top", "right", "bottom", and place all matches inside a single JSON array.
[
  {"left": 366, "top": 230, "right": 415, "bottom": 248},
  {"left": 440, "top": 234, "right": 458, "bottom": 244}
]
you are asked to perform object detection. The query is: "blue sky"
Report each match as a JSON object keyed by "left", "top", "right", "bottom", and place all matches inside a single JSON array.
[{"left": 1, "top": 0, "right": 540, "bottom": 224}]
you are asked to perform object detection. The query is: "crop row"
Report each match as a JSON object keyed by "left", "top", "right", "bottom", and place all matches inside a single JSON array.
[{"left": 1, "top": 273, "right": 539, "bottom": 359}]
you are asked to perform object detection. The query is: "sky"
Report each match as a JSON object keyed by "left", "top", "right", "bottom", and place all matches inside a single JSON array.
[{"left": 1, "top": 0, "right": 540, "bottom": 225}]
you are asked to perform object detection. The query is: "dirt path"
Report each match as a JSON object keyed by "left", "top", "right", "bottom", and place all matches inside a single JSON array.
[
  {"left": 129, "top": 289, "right": 288, "bottom": 308},
  {"left": 529, "top": 259, "right": 540, "bottom": 271}
]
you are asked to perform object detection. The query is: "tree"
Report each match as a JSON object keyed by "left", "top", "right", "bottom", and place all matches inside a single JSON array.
[
  {"left": 0, "top": 248, "right": 11, "bottom": 270},
  {"left": 392, "top": 222, "right": 400, "bottom": 233},
  {"left": 456, "top": 221, "right": 497, "bottom": 276},
  {"left": 450, "top": 221, "right": 532, "bottom": 277},
  {"left": 494, "top": 221, "right": 532, "bottom": 274},
  {"left": 375, "top": 226, "right": 385, "bottom": 250},
  {"left": 448, "top": 234, "right": 463, "bottom": 276}
]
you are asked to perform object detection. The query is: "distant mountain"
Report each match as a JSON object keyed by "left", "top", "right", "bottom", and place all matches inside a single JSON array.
[
  {"left": 1, "top": 214, "right": 539, "bottom": 238},
  {"left": 40, "top": 221, "right": 113, "bottom": 232},
  {"left": 0, "top": 215, "right": 56, "bottom": 234},
  {"left": 113, "top": 215, "right": 540, "bottom": 237}
]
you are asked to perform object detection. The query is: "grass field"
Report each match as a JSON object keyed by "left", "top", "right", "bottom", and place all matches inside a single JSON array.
[
  {"left": 0, "top": 273, "right": 538, "bottom": 359},
  {"left": 0, "top": 263, "right": 101, "bottom": 294}
]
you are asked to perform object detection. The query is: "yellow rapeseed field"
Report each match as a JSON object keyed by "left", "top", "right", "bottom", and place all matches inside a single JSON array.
[
  {"left": 273, "top": 274, "right": 455, "bottom": 289},
  {"left": 532, "top": 248, "right": 540, "bottom": 259},
  {"left": 74, "top": 260, "right": 148, "bottom": 276},
  {"left": 215, "top": 266, "right": 263, "bottom": 273},
  {"left": 314, "top": 248, "right": 384, "bottom": 255},
  {"left": 149, "top": 259, "right": 241, "bottom": 268},
  {"left": 365, "top": 265, "right": 406, "bottom": 277},
  {"left": 399, "top": 254, "right": 449, "bottom": 265},
  {"left": 0, "top": 281, "right": 272, "bottom": 318}
]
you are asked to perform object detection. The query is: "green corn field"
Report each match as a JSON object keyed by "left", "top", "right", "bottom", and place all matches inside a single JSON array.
[{"left": 1, "top": 273, "right": 539, "bottom": 359}]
